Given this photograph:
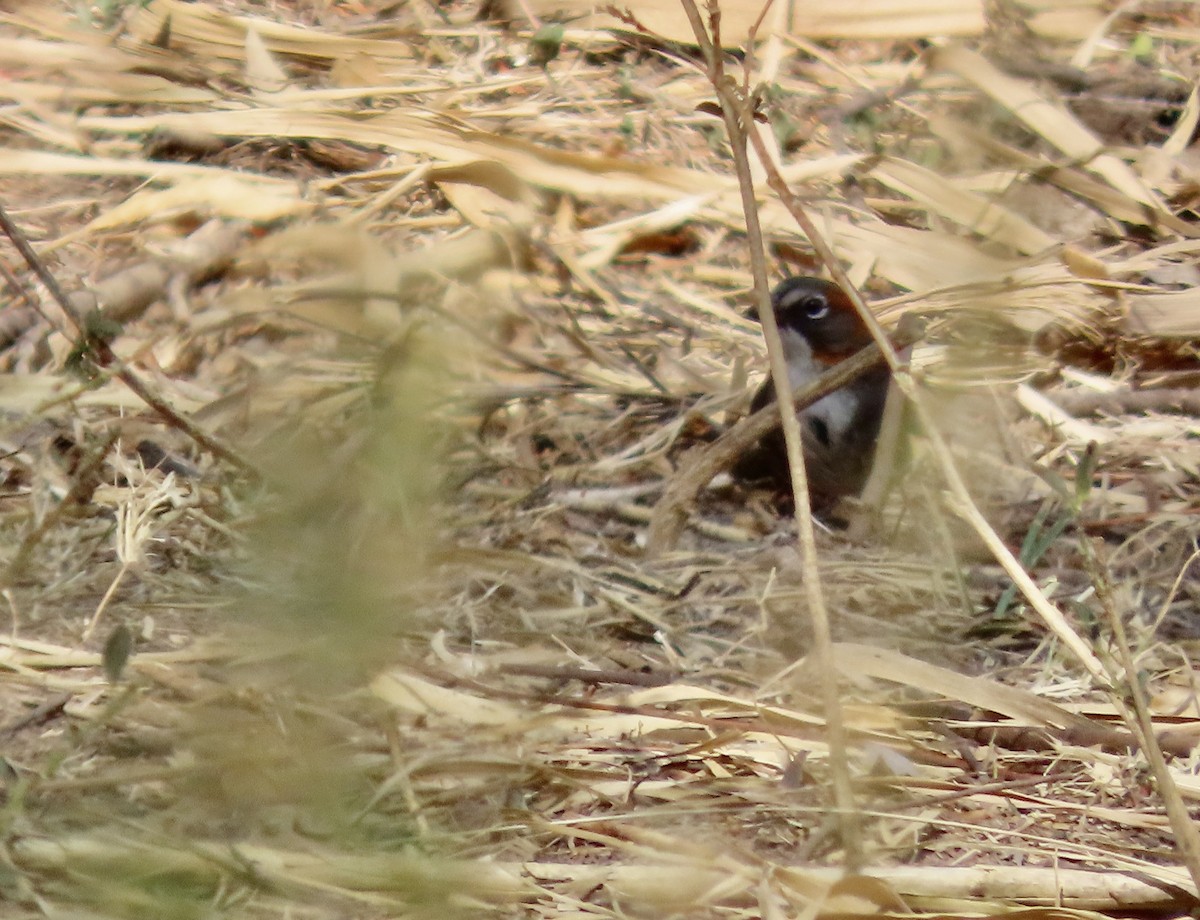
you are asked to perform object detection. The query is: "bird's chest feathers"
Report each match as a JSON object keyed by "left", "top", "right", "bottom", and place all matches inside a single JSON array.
[{"left": 780, "top": 328, "right": 857, "bottom": 445}]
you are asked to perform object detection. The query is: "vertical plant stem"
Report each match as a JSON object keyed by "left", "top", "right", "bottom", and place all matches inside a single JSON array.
[
  {"left": 720, "top": 18, "right": 1113, "bottom": 701},
  {"left": 678, "top": 0, "right": 862, "bottom": 864},
  {"left": 1081, "top": 537, "right": 1200, "bottom": 895}
]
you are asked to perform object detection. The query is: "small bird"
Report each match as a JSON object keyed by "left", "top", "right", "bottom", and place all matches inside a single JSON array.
[{"left": 733, "top": 276, "right": 891, "bottom": 505}]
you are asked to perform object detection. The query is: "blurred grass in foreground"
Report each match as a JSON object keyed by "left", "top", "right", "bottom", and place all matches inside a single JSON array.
[{"left": 9, "top": 319, "right": 465, "bottom": 919}]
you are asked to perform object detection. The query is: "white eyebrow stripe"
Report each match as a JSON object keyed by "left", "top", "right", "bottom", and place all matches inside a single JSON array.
[{"left": 777, "top": 288, "right": 813, "bottom": 311}]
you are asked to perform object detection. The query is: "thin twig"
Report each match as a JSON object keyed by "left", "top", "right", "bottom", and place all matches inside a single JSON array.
[
  {"left": 0, "top": 693, "right": 72, "bottom": 740},
  {"left": 675, "top": 0, "right": 863, "bottom": 865},
  {"left": 1081, "top": 535, "right": 1200, "bottom": 895},
  {"left": 0, "top": 204, "right": 256, "bottom": 477},
  {"left": 498, "top": 663, "right": 678, "bottom": 687},
  {"left": 2, "top": 432, "right": 119, "bottom": 588},
  {"left": 646, "top": 315, "right": 925, "bottom": 554}
]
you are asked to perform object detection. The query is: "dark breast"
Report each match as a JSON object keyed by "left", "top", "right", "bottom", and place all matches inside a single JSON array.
[{"left": 733, "top": 364, "right": 889, "bottom": 503}]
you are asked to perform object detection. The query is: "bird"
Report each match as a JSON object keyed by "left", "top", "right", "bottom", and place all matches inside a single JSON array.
[{"left": 732, "top": 276, "right": 891, "bottom": 506}]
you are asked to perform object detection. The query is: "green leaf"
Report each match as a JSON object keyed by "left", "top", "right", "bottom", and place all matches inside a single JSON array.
[
  {"left": 1075, "top": 441, "right": 1098, "bottom": 509},
  {"left": 84, "top": 309, "right": 123, "bottom": 344},
  {"left": 529, "top": 24, "right": 563, "bottom": 66},
  {"left": 1129, "top": 32, "right": 1154, "bottom": 63},
  {"left": 103, "top": 624, "right": 134, "bottom": 684}
]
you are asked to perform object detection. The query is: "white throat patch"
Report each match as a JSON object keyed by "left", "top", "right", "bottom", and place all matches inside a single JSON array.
[{"left": 777, "top": 327, "right": 855, "bottom": 445}]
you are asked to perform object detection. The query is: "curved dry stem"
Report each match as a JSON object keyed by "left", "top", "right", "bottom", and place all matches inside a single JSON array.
[{"left": 645, "top": 317, "right": 924, "bottom": 556}]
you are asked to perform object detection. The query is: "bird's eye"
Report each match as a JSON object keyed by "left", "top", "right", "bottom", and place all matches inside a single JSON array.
[{"left": 803, "top": 296, "right": 829, "bottom": 320}]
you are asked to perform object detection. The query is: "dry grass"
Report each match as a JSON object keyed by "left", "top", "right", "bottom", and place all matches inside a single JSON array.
[{"left": 2, "top": 0, "right": 1200, "bottom": 917}]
